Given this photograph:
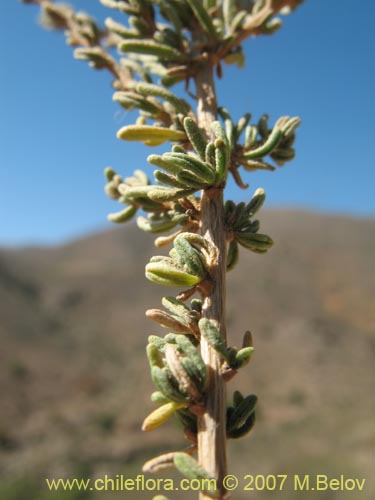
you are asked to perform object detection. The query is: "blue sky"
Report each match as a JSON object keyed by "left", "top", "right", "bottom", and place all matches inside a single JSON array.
[{"left": 0, "top": 0, "right": 374, "bottom": 245}]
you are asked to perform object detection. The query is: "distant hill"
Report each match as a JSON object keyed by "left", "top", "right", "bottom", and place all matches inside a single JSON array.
[{"left": 0, "top": 210, "right": 374, "bottom": 500}]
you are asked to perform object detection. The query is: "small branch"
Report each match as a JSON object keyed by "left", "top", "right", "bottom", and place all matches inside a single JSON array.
[
  {"left": 31, "top": 0, "right": 132, "bottom": 88},
  {"left": 222, "top": 0, "right": 273, "bottom": 56},
  {"left": 221, "top": 0, "right": 304, "bottom": 58}
]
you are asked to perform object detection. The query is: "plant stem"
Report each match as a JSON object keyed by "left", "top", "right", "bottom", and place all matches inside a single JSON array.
[{"left": 195, "top": 63, "right": 228, "bottom": 500}]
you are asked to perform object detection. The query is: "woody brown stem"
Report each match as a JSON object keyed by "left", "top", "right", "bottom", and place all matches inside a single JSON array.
[{"left": 195, "top": 62, "right": 228, "bottom": 500}]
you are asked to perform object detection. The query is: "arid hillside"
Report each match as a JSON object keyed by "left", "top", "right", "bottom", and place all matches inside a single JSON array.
[{"left": 0, "top": 210, "right": 374, "bottom": 500}]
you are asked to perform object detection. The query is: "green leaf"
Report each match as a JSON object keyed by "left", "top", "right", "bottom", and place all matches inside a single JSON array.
[
  {"left": 226, "top": 240, "right": 239, "bottom": 271},
  {"left": 148, "top": 154, "right": 183, "bottom": 175},
  {"left": 163, "top": 153, "right": 215, "bottom": 183},
  {"left": 176, "top": 171, "right": 206, "bottom": 189},
  {"left": 174, "top": 234, "right": 207, "bottom": 278},
  {"left": 136, "top": 82, "right": 190, "bottom": 114},
  {"left": 173, "top": 453, "right": 217, "bottom": 497},
  {"left": 211, "top": 120, "right": 230, "bottom": 152},
  {"left": 146, "top": 343, "right": 164, "bottom": 369},
  {"left": 165, "top": 344, "right": 201, "bottom": 400},
  {"left": 263, "top": 17, "right": 283, "bottom": 35},
  {"left": 151, "top": 391, "right": 171, "bottom": 404},
  {"left": 214, "top": 141, "right": 227, "bottom": 183},
  {"left": 119, "top": 40, "right": 186, "bottom": 61},
  {"left": 229, "top": 10, "right": 247, "bottom": 33},
  {"left": 74, "top": 47, "right": 112, "bottom": 70},
  {"left": 246, "top": 188, "right": 266, "bottom": 216},
  {"left": 154, "top": 170, "right": 186, "bottom": 188},
  {"left": 104, "top": 167, "right": 116, "bottom": 181},
  {"left": 205, "top": 141, "right": 216, "bottom": 167},
  {"left": 142, "top": 402, "right": 187, "bottom": 431},
  {"left": 105, "top": 17, "right": 140, "bottom": 38},
  {"left": 241, "top": 159, "right": 276, "bottom": 172},
  {"left": 100, "top": 0, "right": 139, "bottom": 15},
  {"left": 185, "top": 0, "right": 218, "bottom": 37},
  {"left": 183, "top": 117, "right": 207, "bottom": 160},
  {"left": 218, "top": 107, "right": 235, "bottom": 149},
  {"left": 223, "top": 0, "right": 237, "bottom": 30},
  {"left": 236, "top": 232, "right": 274, "bottom": 253},
  {"left": 244, "top": 124, "right": 258, "bottom": 149},
  {"left": 176, "top": 336, "right": 206, "bottom": 384},
  {"left": 113, "top": 91, "right": 160, "bottom": 115},
  {"left": 151, "top": 366, "right": 188, "bottom": 403},
  {"left": 234, "top": 347, "right": 254, "bottom": 367},
  {"left": 148, "top": 334, "right": 168, "bottom": 351},
  {"left": 233, "top": 390, "right": 244, "bottom": 407},
  {"left": 146, "top": 261, "right": 202, "bottom": 287},
  {"left": 258, "top": 114, "right": 269, "bottom": 138},
  {"left": 148, "top": 187, "right": 196, "bottom": 202},
  {"left": 107, "top": 204, "right": 137, "bottom": 223},
  {"left": 162, "top": 296, "right": 191, "bottom": 316},
  {"left": 198, "top": 318, "right": 229, "bottom": 361},
  {"left": 137, "top": 213, "right": 187, "bottom": 233},
  {"left": 277, "top": 116, "right": 301, "bottom": 137},
  {"left": 117, "top": 125, "right": 186, "bottom": 144},
  {"left": 175, "top": 407, "right": 198, "bottom": 436},
  {"left": 236, "top": 113, "right": 252, "bottom": 139},
  {"left": 243, "top": 125, "right": 282, "bottom": 159},
  {"left": 227, "top": 411, "right": 256, "bottom": 439},
  {"left": 227, "top": 394, "right": 257, "bottom": 433}
]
